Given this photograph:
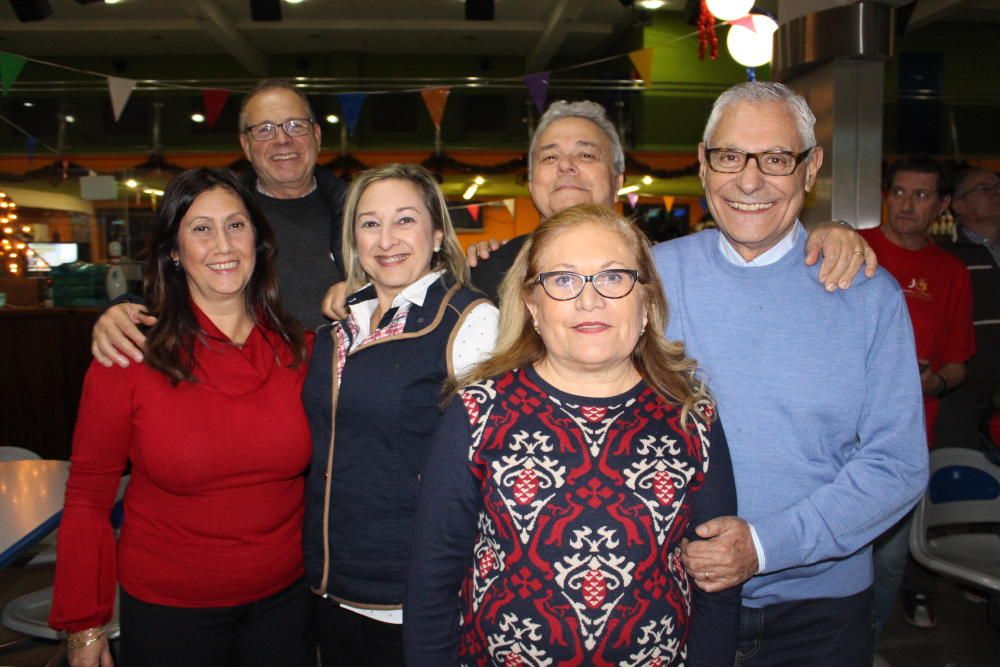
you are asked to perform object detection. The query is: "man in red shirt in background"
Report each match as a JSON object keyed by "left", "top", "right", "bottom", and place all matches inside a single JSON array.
[{"left": 866, "top": 155, "right": 975, "bottom": 639}]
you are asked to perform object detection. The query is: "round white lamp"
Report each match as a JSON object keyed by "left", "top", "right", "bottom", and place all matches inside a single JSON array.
[
  {"left": 726, "top": 14, "right": 779, "bottom": 68},
  {"left": 705, "top": 0, "right": 755, "bottom": 21}
]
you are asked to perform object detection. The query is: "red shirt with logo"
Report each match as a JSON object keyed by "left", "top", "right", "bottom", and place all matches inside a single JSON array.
[{"left": 861, "top": 228, "right": 975, "bottom": 444}]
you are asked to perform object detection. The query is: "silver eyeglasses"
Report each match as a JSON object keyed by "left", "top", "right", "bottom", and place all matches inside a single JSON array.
[
  {"left": 704, "top": 147, "right": 814, "bottom": 176},
  {"left": 243, "top": 117, "right": 315, "bottom": 142},
  {"left": 535, "top": 269, "right": 641, "bottom": 301}
]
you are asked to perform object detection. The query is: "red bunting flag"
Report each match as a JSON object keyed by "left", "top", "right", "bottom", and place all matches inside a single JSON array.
[
  {"left": 467, "top": 204, "right": 480, "bottom": 222},
  {"left": 421, "top": 87, "right": 451, "bottom": 129},
  {"left": 727, "top": 15, "right": 757, "bottom": 32},
  {"left": 201, "top": 89, "right": 230, "bottom": 128}
]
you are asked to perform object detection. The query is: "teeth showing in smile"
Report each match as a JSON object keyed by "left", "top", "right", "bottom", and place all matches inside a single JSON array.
[
  {"left": 728, "top": 201, "right": 773, "bottom": 211},
  {"left": 377, "top": 254, "right": 408, "bottom": 266},
  {"left": 271, "top": 153, "right": 298, "bottom": 161},
  {"left": 208, "top": 261, "right": 238, "bottom": 270}
]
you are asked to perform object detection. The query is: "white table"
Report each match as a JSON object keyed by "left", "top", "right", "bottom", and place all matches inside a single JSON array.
[{"left": 0, "top": 460, "right": 69, "bottom": 569}]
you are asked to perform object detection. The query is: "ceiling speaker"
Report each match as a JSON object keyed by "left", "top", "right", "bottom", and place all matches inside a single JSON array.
[
  {"left": 250, "top": 0, "right": 282, "bottom": 21},
  {"left": 8, "top": 0, "right": 52, "bottom": 22},
  {"left": 465, "top": 0, "right": 494, "bottom": 21}
]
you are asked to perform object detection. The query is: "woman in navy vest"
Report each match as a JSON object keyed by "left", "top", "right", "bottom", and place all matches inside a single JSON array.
[{"left": 302, "top": 163, "right": 498, "bottom": 666}]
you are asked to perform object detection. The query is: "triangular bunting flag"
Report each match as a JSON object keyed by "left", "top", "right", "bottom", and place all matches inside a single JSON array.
[
  {"left": 107, "top": 76, "right": 137, "bottom": 122},
  {"left": 627, "top": 192, "right": 640, "bottom": 209},
  {"left": 662, "top": 196, "right": 675, "bottom": 212},
  {"left": 25, "top": 135, "right": 37, "bottom": 160},
  {"left": 523, "top": 71, "right": 550, "bottom": 114},
  {"left": 728, "top": 15, "right": 756, "bottom": 31},
  {"left": 421, "top": 87, "right": 451, "bottom": 129},
  {"left": 0, "top": 53, "right": 26, "bottom": 96},
  {"left": 467, "top": 204, "right": 480, "bottom": 222},
  {"left": 337, "top": 93, "right": 366, "bottom": 135},
  {"left": 201, "top": 89, "right": 230, "bottom": 128},
  {"left": 502, "top": 198, "right": 515, "bottom": 218},
  {"left": 628, "top": 48, "right": 654, "bottom": 89}
]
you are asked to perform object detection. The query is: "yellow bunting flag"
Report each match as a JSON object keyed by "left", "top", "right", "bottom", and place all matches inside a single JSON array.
[
  {"left": 628, "top": 48, "right": 654, "bottom": 89},
  {"left": 662, "top": 196, "right": 675, "bottom": 212},
  {"left": 502, "top": 198, "right": 516, "bottom": 218},
  {"left": 421, "top": 87, "right": 451, "bottom": 129}
]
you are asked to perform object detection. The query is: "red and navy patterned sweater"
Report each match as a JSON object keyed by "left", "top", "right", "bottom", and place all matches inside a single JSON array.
[{"left": 404, "top": 366, "right": 739, "bottom": 667}]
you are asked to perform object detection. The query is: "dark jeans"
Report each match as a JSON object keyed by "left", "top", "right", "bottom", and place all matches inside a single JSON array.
[
  {"left": 735, "top": 588, "right": 874, "bottom": 667},
  {"left": 316, "top": 597, "right": 404, "bottom": 667},
  {"left": 118, "top": 578, "right": 315, "bottom": 667}
]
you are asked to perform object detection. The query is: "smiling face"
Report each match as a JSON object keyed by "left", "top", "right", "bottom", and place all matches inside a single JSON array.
[
  {"left": 525, "top": 221, "right": 646, "bottom": 382},
  {"left": 953, "top": 169, "right": 1000, "bottom": 239},
  {"left": 699, "top": 100, "right": 823, "bottom": 261},
  {"left": 354, "top": 178, "right": 444, "bottom": 307},
  {"left": 171, "top": 186, "right": 256, "bottom": 310},
  {"left": 528, "top": 117, "right": 624, "bottom": 219},
  {"left": 238, "top": 87, "right": 321, "bottom": 198},
  {"left": 883, "top": 170, "right": 949, "bottom": 249}
]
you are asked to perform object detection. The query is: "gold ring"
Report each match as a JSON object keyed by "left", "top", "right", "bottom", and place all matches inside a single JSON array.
[{"left": 852, "top": 249, "right": 865, "bottom": 257}]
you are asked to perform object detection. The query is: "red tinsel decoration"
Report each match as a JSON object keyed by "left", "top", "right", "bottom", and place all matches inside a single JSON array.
[{"left": 697, "top": 0, "right": 719, "bottom": 60}]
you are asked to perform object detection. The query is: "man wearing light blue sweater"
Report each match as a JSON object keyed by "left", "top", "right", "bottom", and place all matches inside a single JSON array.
[{"left": 656, "top": 82, "right": 928, "bottom": 666}]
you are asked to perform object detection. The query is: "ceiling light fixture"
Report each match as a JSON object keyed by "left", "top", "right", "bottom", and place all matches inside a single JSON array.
[
  {"left": 191, "top": 113, "right": 205, "bottom": 123},
  {"left": 325, "top": 114, "right": 339, "bottom": 124},
  {"left": 638, "top": 0, "right": 666, "bottom": 9}
]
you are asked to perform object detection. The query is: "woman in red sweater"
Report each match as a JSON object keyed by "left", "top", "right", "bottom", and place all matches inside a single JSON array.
[{"left": 50, "top": 168, "right": 313, "bottom": 667}]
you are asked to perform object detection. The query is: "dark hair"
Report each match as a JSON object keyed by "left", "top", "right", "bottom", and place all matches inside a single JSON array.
[
  {"left": 238, "top": 79, "right": 316, "bottom": 131},
  {"left": 142, "top": 167, "right": 306, "bottom": 383},
  {"left": 884, "top": 155, "right": 953, "bottom": 198}
]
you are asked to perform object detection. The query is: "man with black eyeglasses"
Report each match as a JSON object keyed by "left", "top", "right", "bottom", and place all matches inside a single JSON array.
[
  {"left": 936, "top": 166, "right": 1000, "bottom": 451},
  {"left": 655, "top": 82, "right": 927, "bottom": 666},
  {"left": 92, "top": 80, "right": 347, "bottom": 367}
]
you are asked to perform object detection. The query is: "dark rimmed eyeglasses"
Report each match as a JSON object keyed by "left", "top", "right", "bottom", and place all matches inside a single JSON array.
[
  {"left": 704, "top": 147, "right": 814, "bottom": 176},
  {"left": 956, "top": 181, "right": 1000, "bottom": 199},
  {"left": 243, "top": 117, "right": 315, "bottom": 142},
  {"left": 535, "top": 269, "right": 641, "bottom": 301}
]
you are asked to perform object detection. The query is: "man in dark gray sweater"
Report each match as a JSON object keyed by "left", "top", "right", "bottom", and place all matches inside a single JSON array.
[{"left": 92, "top": 80, "right": 347, "bottom": 366}]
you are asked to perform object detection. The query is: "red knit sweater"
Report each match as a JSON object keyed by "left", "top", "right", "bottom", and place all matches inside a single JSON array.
[{"left": 50, "top": 307, "right": 312, "bottom": 632}]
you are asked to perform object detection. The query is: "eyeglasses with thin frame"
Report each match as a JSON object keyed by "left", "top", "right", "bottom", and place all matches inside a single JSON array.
[
  {"left": 535, "top": 269, "right": 641, "bottom": 301},
  {"left": 704, "top": 147, "right": 814, "bottom": 176},
  {"left": 956, "top": 181, "right": 1000, "bottom": 199},
  {"left": 243, "top": 117, "right": 315, "bottom": 142}
]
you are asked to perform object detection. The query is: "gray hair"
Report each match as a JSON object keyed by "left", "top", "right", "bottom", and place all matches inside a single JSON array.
[
  {"left": 528, "top": 100, "right": 625, "bottom": 176},
  {"left": 238, "top": 79, "right": 316, "bottom": 131},
  {"left": 703, "top": 82, "right": 816, "bottom": 150}
]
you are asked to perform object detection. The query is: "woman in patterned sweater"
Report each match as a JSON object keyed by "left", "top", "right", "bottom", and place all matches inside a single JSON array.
[{"left": 405, "top": 204, "right": 739, "bottom": 666}]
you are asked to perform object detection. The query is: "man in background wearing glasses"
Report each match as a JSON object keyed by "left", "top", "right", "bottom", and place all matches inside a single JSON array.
[
  {"left": 936, "top": 166, "right": 1000, "bottom": 450},
  {"left": 655, "top": 81, "right": 927, "bottom": 665},
  {"left": 92, "top": 80, "right": 347, "bottom": 366}
]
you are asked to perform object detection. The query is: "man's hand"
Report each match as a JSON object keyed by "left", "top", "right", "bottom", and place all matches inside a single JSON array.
[
  {"left": 804, "top": 222, "right": 877, "bottom": 291},
  {"left": 92, "top": 302, "right": 156, "bottom": 368},
  {"left": 465, "top": 238, "right": 507, "bottom": 268},
  {"left": 681, "top": 516, "right": 758, "bottom": 593},
  {"left": 321, "top": 281, "right": 349, "bottom": 321}
]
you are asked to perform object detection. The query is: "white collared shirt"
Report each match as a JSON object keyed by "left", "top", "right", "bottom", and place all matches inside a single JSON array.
[
  {"left": 346, "top": 270, "right": 498, "bottom": 376},
  {"left": 718, "top": 222, "right": 799, "bottom": 268}
]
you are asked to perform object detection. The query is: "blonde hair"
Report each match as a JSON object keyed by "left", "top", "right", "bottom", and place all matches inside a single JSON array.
[
  {"left": 340, "top": 163, "right": 470, "bottom": 293},
  {"left": 454, "top": 203, "right": 713, "bottom": 424}
]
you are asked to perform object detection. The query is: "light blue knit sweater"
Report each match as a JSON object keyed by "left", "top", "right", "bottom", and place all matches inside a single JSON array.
[{"left": 653, "top": 224, "right": 928, "bottom": 607}]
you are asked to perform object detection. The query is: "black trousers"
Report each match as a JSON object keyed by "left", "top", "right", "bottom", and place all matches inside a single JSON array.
[
  {"left": 118, "top": 578, "right": 315, "bottom": 667},
  {"left": 316, "top": 597, "right": 404, "bottom": 667},
  {"left": 734, "top": 587, "right": 874, "bottom": 667}
]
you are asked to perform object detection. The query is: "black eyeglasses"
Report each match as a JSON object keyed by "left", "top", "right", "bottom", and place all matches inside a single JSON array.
[
  {"left": 535, "top": 269, "right": 641, "bottom": 301},
  {"left": 704, "top": 147, "right": 814, "bottom": 176},
  {"left": 243, "top": 118, "right": 315, "bottom": 142},
  {"left": 956, "top": 182, "right": 1000, "bottom": 199}
]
